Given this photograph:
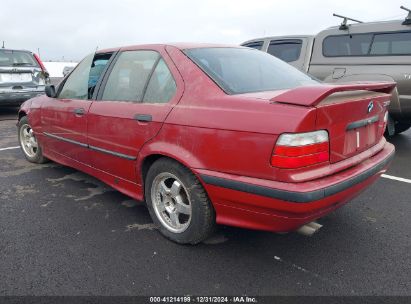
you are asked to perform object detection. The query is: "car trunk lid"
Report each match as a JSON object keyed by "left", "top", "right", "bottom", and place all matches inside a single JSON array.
[{"left": 271, "top": 82, "right": 395, "bottom": 163}]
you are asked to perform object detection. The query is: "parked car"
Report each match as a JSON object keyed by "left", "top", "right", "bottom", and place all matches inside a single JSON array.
[
  {"left": 242, "top": 15, "right": 411, "bottom": 136},
  {"left": 62, "top": 66, "right": 75, "bottom": 77},
  {"left": 0, "top": 49, "right": 48, "bottom": 106},
  {"left": 18, "top": 43, "right": 395, "bottom": 244}
]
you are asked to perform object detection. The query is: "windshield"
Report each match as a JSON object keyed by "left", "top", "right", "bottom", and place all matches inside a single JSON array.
[
  {"left": 184, "top": 47, "right": 317, "bottom": 94},
  {"left": 0, "top": 50, "right": 38, "bottom": 67}
]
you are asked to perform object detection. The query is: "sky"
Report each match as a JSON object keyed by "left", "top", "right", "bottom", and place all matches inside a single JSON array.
[{"left": 0, "top": 0, "right": 409, "bottom": 61}]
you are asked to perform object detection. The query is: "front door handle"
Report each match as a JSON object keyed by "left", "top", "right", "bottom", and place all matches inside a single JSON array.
[
  {"left": 73, "top": 108, "right": 85, "bottom": 116},
  {"left": 134, "top": 114, "right": 152, "bottom": 122}
]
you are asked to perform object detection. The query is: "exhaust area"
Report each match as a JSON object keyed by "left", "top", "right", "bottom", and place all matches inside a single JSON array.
[{"left": 297, "top": 222, "right": 323, "bottom": 236}]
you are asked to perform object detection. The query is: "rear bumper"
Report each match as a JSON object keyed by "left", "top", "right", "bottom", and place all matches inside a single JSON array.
[
  {"left": 0, "top": 88, "right": 44, "bottom": 105},
  {"left": 196, "top": 142, "right": 395, "bottom": 233}
]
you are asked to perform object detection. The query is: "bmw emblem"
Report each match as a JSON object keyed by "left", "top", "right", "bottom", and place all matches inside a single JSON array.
[{"left": 367, "top": 101, "right": 374, "bottom": 114}]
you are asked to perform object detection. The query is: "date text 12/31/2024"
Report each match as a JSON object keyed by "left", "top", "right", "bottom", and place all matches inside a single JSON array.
[{"left": 149, "top": 296, "right": 257, "bottom": 303}]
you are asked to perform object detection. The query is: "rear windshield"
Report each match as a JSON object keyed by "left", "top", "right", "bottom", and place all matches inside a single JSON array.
[
  {"left": 0, "top": 50, "right": 38, "bottom": 67},
  {"left": 185, "top": 47, "right": 317, "bottom": 94}
]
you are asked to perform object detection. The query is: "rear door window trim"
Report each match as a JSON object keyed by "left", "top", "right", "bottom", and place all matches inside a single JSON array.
[{"left": 242, "top": 41, "right": 264, "bottom": 50}]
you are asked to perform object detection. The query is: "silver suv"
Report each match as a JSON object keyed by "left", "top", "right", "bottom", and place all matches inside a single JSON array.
[
  {"left": 242, "top": 9, "right": 411, "bottom": 136},
  {"left": 0, "top": 48, "right": 49, "bottom": 106}
]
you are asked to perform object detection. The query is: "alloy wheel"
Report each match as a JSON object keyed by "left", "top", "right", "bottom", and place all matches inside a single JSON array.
[
  {"left": 19, "top": 124, "right": 38, "bottom": 158},
  {"left": 151, "top": 172, "right": 192, "bottom": 233}
]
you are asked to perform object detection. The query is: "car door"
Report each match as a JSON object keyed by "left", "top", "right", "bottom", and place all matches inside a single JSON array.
[
  {"left": 87, "top": 46, "right": 183, "bottom": 182},
  {"left": 41, "top": 52, "right": 114, "bottom": 163}
]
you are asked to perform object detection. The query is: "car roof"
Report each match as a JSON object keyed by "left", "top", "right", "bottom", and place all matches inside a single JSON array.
[
  {"left": 0, "top": 48, "right": 32, "bottom": 53},
  {"left": 96, "top": 43, "right": 244, "bottom": 54},
  {"left": 241, "top": 35, "right": 314, "bottom": 45},
  {"left": 317, "top": 19, "right": 411, "bottom": 37},
  {"left": 324, "top": 19, "right": 405, "bottom": 31},
  {"left": 244, "top": 35, "right": 314, "bottom": 41},
  {"left": 242, "top": 19, "right": 410, "bottom": 44}
]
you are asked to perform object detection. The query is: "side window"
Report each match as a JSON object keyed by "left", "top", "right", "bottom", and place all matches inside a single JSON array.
[
  {"left": 143, "top": 59, "right": 176, "bottom": 103},
  {"left": 58, "top": 52, "right": 112, "bottom": 100},
  {"left": 370, "top": 32, "right": 411, "bottom": 55},
  {"left": 88, "top": 53, "right": 112, "bottom": 97},
  {"left": 101, "top": 50, "right": 159, "bottom": 102},
  {"left": 243, "top": 41, "right": 264, "bottom": 50},
  {"left": 58, "top": 53, "right": 94, "bottom": 100},
  {"left": 267, "top": 40, "right": 302, "bottom": 62},
  {"left": 323, "top": 34, "right": 373, "bottom": 57}
]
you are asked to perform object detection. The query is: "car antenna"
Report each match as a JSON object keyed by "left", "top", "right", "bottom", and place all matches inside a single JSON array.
[
  {"left": 1, "top": 41, "right": 4, "bottom": 49},
  {"left": 400, "top": 6, "right": 411, "bottom": 25},
  {"left": 333, "top": 13, "right": 363, "bottom": 30}
]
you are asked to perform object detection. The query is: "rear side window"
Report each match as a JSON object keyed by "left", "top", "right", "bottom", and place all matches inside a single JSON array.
[
  {"left": 143, "top": 59, "right": 176, "bottom": 103},
  {"left": 101, "top": 51, "right": 159, "bottom": 102},
  {"left": 323, "top": 31, "right": 411, "bottom": 57},
  {"left": 267, "top": 40, "right": 302, "bottom": 62},
  {"left": 323, "top": 34, "right": 373, "bottom": 57},
  {"left": 0, "top": 50, "right": 38, "bottom": 67},
  {"left": 370, "top": 32, "right": 411, "bottom": 55},
  {"left": 242, "top": 41, "right": 264, "bottom": 50}
]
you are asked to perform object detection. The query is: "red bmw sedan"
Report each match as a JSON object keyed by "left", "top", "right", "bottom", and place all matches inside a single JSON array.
[{"left": 18, "top": 43, "right": 395, "bottom": 244}]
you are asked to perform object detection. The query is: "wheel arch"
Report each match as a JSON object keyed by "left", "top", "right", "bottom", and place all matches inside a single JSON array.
[
  {"left": 18, "top": 110, "right": 27, "bottom": 121},
  {"left": 138, "top": 139, "right": 204, "bottom": 182},
  {"left": 140, "top": 154, "right": 165, "bottom": 189}
]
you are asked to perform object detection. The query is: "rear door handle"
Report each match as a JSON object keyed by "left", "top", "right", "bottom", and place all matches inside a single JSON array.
[
  {"left": 134, "top": 114, "right": 152, "bottom": 122},
  {"left": 73, "top": 108, "right": 85, "bottom": 116}
]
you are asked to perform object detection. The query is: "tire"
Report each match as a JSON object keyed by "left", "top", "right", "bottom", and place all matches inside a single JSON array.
[
  {"left": 18, "top": 116, "right": 49, "bottom": 164},
  {"left": 394, "top": 122, "right": 411, "bottom": 135},
  {"left": 145, "top": 158, "right": 215, "bottom": 244},
  {"left": 385, "top": 114, "right": 411, "bottom": 137},
  {"left": 385, "top": 114, "right": 396, "bottom": 137}
]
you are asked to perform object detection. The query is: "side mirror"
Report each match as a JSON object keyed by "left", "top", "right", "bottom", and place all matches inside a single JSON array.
[{"left": 45, "top": 85, "right": 56, "bottom": 98}]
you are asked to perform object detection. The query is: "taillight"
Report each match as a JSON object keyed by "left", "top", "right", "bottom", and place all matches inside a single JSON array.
[
  {"left": 33, "top": 53, "right": 48, "bottom": 74},
  {"left": 271, "top": 130, "right": 329, "bottom": 169}
]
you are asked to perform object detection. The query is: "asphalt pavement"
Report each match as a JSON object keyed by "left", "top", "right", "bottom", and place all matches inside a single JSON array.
[{"left": 0, "top": 106, "right": 410, "bottom": 296}]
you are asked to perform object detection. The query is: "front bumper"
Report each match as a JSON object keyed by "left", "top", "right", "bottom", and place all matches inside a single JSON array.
[
  {"left": 0, "top": 88, "right": 45, "bottom": 105},
  {"left": 196, "top": 142, "right": 395, "bottom": 233}
]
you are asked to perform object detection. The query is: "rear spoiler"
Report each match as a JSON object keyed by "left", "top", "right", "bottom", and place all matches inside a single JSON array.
[{"left": 271, "top": 82, "right": 396, "bottom": 107}]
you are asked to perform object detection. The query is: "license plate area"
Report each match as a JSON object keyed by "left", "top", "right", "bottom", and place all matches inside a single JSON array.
[
  {"left": 344, "top": 122, "right": 379, "bottom": 155},
  {"left": 0, "top": 73, "right": 32, "bottom": 83}
]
